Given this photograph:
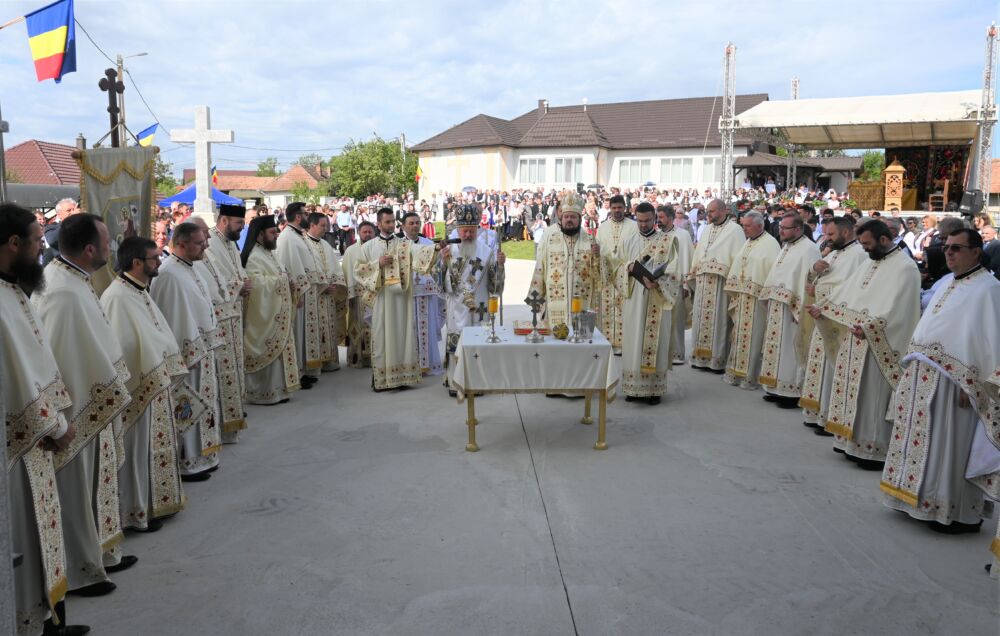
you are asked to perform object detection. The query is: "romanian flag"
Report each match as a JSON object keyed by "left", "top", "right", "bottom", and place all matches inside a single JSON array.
[
  {"left": 24, "top": 0, "right": 76, "bottom": 83},
  {"left": 415, "top": 165, "right": 423, "bottom": 182},
  {"left": 211, "top": 166, "right": 219, "bottom": 186},
  {"left": 136, "top": 123, "right": 158, "bottom": 147}
]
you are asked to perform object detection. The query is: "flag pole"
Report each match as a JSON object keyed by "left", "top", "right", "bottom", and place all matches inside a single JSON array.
[{"left": 0, "top": 16, "right": 25, "bottom": 30}]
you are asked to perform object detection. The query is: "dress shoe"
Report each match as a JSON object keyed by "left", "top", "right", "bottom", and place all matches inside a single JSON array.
[
  {"left": 105, "top": 555, "right": 138, "bottom": 573},
  {"left": 707, "top": 368, "right": 725, "bottom": 375},
  {"left": 762, "top": 394, "right": 779, "bottom": 403},
  {"left": 854, "top": 458, "right": 885, "bottom": 471},
  {"left": 279, "top": 398, "right": 290, "bottom": 404},
  {"left": 624, "top": 395, "right": 636, "bottom": 402},
  {"left": 68, "top": 581, "right": 116, "bottom": 597},
  {"left": 774, "top": 398, "right": 800, "bottom": 409},
  {"left": 206, "top": 465, "right": 219, "bottom": 473},
  {"left": 43, "top": 623, "right": 90, "bottom": 636},
  {"left": 134, "top": 518, "right": 164, "bottom": 533},
  {"left": 814, "top": 428, "right": 834, "bottom": 437},
  {"left": 647, "top": 396, "right": 661, "bottom": 405},
  {"left": 180, "top": 472, "right": 211, "bottom": 482},
  {"left": 803, "top": 421, "right": 819, "bottom": 429},
  {"left": 930, "top": 519, "right": 982, "bottom": 535},
  {"left": 833, "top": 447, "right": 846, "bottom": 454},
  {"left": 447, "top": 389, "right": 457, "bottom": 398}
]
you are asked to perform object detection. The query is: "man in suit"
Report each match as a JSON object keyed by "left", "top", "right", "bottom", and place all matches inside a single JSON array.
[
  {"left": 41, "top": 197, "right": 79, "bottom": 264},
  {"left": 981, "top": 224, "right": 999, "bottom": 277}
]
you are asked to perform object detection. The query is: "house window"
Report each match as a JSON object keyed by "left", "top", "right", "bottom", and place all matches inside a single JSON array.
[
  {"left": 519, "top": 158, "right": 547, "bottom": 184},
  {"left": 660, "top": 158, "right": 693, "bottom": 185},
  {"left": 702, "top": 157, "right": 722, "bottom": 183},
  {"left": 554, "top": 157, "right": 583, "bottom": 183},
  {"left": 618, "top": 159, "right": 651, "bottom": 185}
]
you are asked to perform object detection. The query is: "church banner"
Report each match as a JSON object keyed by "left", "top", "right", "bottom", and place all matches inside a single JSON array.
[{"left": 76, "top": 146, "right": 156, "bottom": 294}]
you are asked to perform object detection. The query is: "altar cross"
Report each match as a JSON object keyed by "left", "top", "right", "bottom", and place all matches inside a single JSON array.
[
  {"left": 525, "top": 290, "right": 545, "bottom": 330},
  {"left": 170, "top": 106, "right": 234, "bottom": 221},
  {"left": 474, "top": 302, "right": 488, "bottom": 322}
]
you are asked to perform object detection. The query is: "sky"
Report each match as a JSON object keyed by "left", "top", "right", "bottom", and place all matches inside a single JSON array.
[{"left": 1, "top": 0, "right": 999, "bottom": 177}]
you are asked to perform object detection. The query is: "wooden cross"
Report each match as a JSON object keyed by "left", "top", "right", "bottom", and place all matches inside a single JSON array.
[{"left": 170, "top": 106, "right": 234, "bottom": 221}]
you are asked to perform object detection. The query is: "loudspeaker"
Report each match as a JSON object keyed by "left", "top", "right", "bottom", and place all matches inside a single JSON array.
[{"left": 958, "top": 189, "right": 984, "bottom": 217}]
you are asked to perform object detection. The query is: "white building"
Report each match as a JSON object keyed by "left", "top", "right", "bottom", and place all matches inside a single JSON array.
[{"left": 411, "top": 94, "right": 770, "bottom": 197}]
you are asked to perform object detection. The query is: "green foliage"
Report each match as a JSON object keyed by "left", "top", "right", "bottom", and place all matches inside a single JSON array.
[
  {"left": 327, "top": 136, "right": 417, "bottom": 200},
  {"left": 154, "top": 154, "right": 177, "bottom": 196},
  {"left": 295, "top": 153, "right": 325, "bottom": 168},
  {"left": 861, "top": 150, "right": 885, "bottom": 182},
  {"left": 4, "top": 166, "right": 21, "bottom": 183},
  {"left": 257, "top": 157, "right": 279, "bottom": 177},
  {"left": 290, "top": 180, "right": 323, "bottom": 205}
]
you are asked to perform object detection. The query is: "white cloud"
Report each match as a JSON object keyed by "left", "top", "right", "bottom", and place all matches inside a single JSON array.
[{"left": 0, "top": 0, "right": 997, "bottom": 175}]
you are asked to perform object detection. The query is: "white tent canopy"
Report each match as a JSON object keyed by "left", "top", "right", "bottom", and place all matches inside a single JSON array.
[{"left": 733, "top": 90, "right": 986, "bottom": 149}]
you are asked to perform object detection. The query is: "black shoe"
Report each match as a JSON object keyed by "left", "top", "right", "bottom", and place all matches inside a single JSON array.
[
  {"left": 647, "top": 396, "right": 661, "bottom": 405},
  {"left": 707, "top": 368, "right": 725, "bottom": 375},
  {"left": 105, "top": 555, "right": 138, "bottom": 573},
  {"left": 930, "top": 520, "right": 983, "bottom": 535},
  {"left": 134, "top": 518, "right": 164, "bottom": 533},
  {"left": 68, "top": 581, "right": 116, "bottom": 597},
  {"left": 803, "top": 421, "right": 819, "bottom": 429},
  {"left": 854, "top": 458, "right": 885, "bottom": 471},
  {"left": 833, "top": 447, "right": 846, "bottom": 454},
  {"left": 447, "top": 389, "right": 457, "bottom": 398},
  {"left": 44, "top": 624, "right": 90, "bottom": 636},
  {"left": 279, "top": 398, "right": 290, "bottom": 404},
  {"left": 762, "top": 394, "right": 779, "bottom": 402},
  {"left": 544, "top": 393, "right": 563, "bottom": 398},
  {"left": 180, "top": 472, "right": 211, "bottom": 482},
  {"left": 814, "top": 428, "right": 834, "bottom": 437},
  {"left": 775, "top": 398, "right": 800, "bottom": 410},
  {"left": 300, "top": 381, "right": 313, "bottom": 390},
  {"left": 624, "top": 395, "right": 636, "bottom": 402}
]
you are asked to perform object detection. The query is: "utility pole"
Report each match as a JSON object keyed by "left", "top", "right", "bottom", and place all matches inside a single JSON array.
[
  {"left": 0, "top": 103, "right": 8, "bottom": 204},
  {"left": 115, "top": 52, "right": 147, "bottom": 145},
  {"left": 400, "top": 133, "right": 406, "bottom": 160}
]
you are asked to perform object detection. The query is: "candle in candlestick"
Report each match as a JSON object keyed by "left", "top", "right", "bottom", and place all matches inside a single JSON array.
[
  {"left": 571, "top": 296, "right": 582, "bottom": 314},
  {"left": 488, "top": 296, "right": 499, "bottom": 314}
]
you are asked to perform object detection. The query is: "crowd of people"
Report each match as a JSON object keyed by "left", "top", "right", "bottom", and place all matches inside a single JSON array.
[{"left": 3, "top": 183, "right": 999, "bottom": 634}]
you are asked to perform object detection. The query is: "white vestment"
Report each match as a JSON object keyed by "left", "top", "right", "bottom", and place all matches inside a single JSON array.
[
  {"left": 2, "top": 280, "right": 69, "bottom": 632},
  {"left": 33, "top": 260, "right": 131, "bottom": 590},
  {"left": 100, "top": 275, "right": 188, "bottom": 530},
  {"left": 305, "top": 234, "right": 347, "bottom": 372},
  {"left": 596, "top": 218, "right": 639, "bottom": 351},
  {"left": 757, "top": 236, "right": 821, "bottom": 397},
  {"left": 355, "top": 235, "right": 438, "bottom": 390},
  {"left": 881, "top": 267, "right": 1000, "bottom": 532},
  {"left": 410, "top": 235, "right": 445, "bottom": 376},
  {"left": 276, "top": 225, "right": 326, "bottom": 379},
  {"left": 528, "top": 229, "right": 599, "bottom": 329},
  {"left": 816, "top": 248, "right": 921, "bottom": 460},
  {"left": 722, "top": 231, "right": 781, "bottom": 389},
  {"left": 799, "top": 241, "right": 867, "bottom": 424},
  {"left": 204, "top": 227, "right": 249, "bottom": 437},
  {"left": 149, "top": 255, "right": 223, "bottom": 475},
  {"left": 664, "top": 227, "right": 694, "bottom": 362},
  {"left": 614, "top": 230, "right": 681, "bottom": 397},
  {"left": 341, "top": 242, "right": 371, "bottom": 368},
  {"left": 442, "top": 238, "right": 504, "bottom": 388},
  {"left": 689, "top": 218, "right": 745, "bottom": 370},
  {"left": 243, "top": 247, "right": 300, "bottom": 404}
]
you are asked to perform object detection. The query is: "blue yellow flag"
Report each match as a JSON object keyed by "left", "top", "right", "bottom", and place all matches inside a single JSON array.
[
  {"left": 136, "top": 123, "right": 158, "bottom": 147},
  {"left": 24, "top": 0, "right": 76, "bottom": 83}
]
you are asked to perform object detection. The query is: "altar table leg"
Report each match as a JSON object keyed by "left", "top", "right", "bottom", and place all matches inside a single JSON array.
[
  {"left": 466, "top": 392, "right": 479, "bottom": 452},
  {"left": 594, "top": 390, "right": 608, "bottom": 451},
  {"left": 581, "top": 391, "right": 593, "bottom": 425}
]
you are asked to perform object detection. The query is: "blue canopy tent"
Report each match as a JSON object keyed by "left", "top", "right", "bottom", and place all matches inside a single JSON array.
[{"left": 158, "top": 183, "right": 243, "bottom": 207}]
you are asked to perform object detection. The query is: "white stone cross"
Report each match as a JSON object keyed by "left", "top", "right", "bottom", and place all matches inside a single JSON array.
[{"left": 170, "top": 106, "right": 234, "bottom": 220}]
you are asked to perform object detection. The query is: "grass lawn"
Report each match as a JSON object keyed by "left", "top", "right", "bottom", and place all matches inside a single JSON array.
[{"left": 432, "top": 222, "right": 536, "bottom": 260}]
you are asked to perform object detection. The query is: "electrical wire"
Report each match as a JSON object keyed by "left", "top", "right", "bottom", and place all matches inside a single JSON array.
[{"left": 73, "top": 19, "right": 114, "bottom": 64}]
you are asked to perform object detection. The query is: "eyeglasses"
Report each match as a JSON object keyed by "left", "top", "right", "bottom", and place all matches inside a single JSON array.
[{"left": 943, "top": 244, "right": 972, "bottom": 252}]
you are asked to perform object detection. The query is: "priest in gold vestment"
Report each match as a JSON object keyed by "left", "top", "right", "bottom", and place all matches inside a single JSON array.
[
  {"left": 33, "top": 214, "right": 136, "bottom": 595},
  {"left": 305, "top": 212, "right": 347, "bottom": 373},
  {"left": 355, "top": 209, "right": 442, "bottom": 391},
  {"left": 688, "top": 199, "right": 745, "bottom": 372},
  {"left": 722, "top": 211, "right": 780, "bottom": 390},
  {"left": 614, "top": 203, "right": 681, "bottom": 404},
  {"left": 595, "top": 194, "right": 638, "bottom": 354},
  {"left": 658, "top": 205, "right": 694, "bottom": 365},
  {"left": 100, "top": 237, "right": 188, "bottom": 533},
  {"left": 241, "top": 216, "right": 301, "bottom": 405},
  {"left": 342, "top": 222, "right": 375, "bottom": 368}
]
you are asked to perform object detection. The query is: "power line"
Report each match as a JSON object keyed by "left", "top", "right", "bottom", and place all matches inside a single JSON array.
[
  {"left": 123, "top": 68, "right": 163, "bottom": 128},
  {"left": 228, "top": 144, "right": 344, "bottom": 153},
  {"left": 73, "top": 19, "right": 114, "bottom": 64}
]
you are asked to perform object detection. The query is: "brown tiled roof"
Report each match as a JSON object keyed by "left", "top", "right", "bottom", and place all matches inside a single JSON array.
[
  {"left": 262, "top": 164, "right": 322, "bottom": 192},
  {"left": 215, "top": 175, "right": 276, "bottom": 191},
  {"left": 411, "top": 94, "right": 769, "bottom": 152},
  {"left": 4, "top": 140, "right": 80, "bottom": 185},
  {"left": 182, "top": 168, "right": 257, "bottom": 183}
]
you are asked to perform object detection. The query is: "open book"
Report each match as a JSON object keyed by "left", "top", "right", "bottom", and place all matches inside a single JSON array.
[{"left": 628, "top": 258, "right": 668, "bottom": 286}]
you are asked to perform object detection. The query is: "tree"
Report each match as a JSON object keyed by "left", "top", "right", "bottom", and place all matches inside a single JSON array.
[
  {"left": 154, "top": 154, "right": 178, "bottom": 196},
  {"left": 257, "top": 156, "right": 279, "bottom": 177},
  {"left": 294, "top": 153, "right": 324, "bottom": 168},
  {"left": 4, "top": 167, "right": 21, "bottom": 183},
  {"left": 860, "top": 150, "right": 885, "bottom": 182},
  {"left": 327, "top": 136, "right": 418, "bottom": 200},
  {"left": 290, "top": 180, "right": 323, "bottom": 205}
]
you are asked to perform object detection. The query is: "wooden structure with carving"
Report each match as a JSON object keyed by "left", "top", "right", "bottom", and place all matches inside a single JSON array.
[
  {"left": 882, "top": 160, "right": 905, "bottom": 210},
  {"left": 847, "top": 181, "right": 884, "bottom": 210}
]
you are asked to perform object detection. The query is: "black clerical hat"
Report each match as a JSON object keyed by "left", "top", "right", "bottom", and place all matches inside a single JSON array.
[{"left": 219, "top": 203, "right": 246, "bottom": 218}]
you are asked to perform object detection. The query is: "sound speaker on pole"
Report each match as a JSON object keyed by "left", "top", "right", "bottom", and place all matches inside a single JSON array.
[{"left": 958, "top": 189, "right": 983, "bottom": 217}]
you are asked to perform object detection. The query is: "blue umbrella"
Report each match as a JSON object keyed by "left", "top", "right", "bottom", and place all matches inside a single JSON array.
[
  {"left": 159, "top": 183, "right": 243, "bottom": 207},
  {"left": 461, "top": 186, "right": 477, "bottom": 193},
  {"left": 643, "top": 181, "right": 656, "bottom": 188}
]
